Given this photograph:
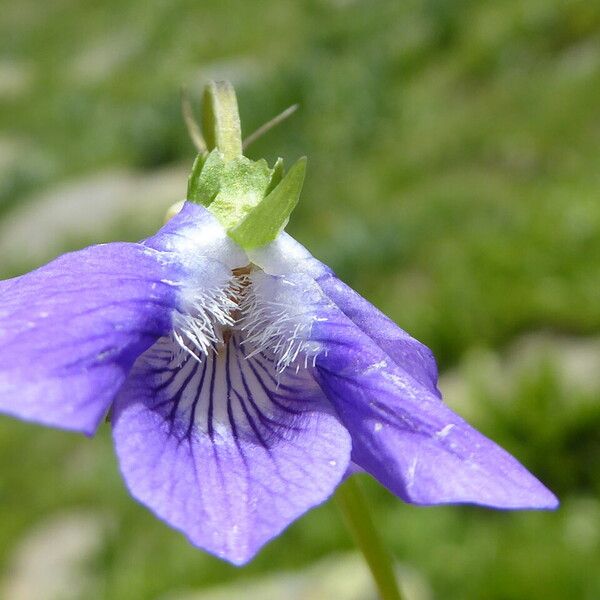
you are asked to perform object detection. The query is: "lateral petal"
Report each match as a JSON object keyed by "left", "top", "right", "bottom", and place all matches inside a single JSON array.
[
  {"left": 238, "top": 262, "right": 557, "bottom": 510},
  {"left": 248, "top": 233, "right": 439, "bottom": 393},
  {"left": 315, "top": 272, "right": 440, "bottom": 394},
  {"left": 0, "top": 202, "right": 241, "bottom": 435},
  {"left": 0, "top": 243, "right": 180, "bottom": 434},
  {"left": 311, "top": 314, "right": 558, "bottom": 509}
]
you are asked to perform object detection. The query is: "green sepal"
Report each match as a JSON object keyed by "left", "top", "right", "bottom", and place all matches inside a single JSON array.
[
  {"left": 228, "top": 157, "right": 307, "bottom": 249},
  {"left": 187, "top": 149, "right": 224, "bottom": 207},
  {"left": 186, "top": 152, "right": 205, "bottom": 203},
  {"left": 207, "top": 156, "right": 273, "bottom": 229},
  {"left": 182, "top": 81, "right": 305, "bottom": 249},
  {"left": 266, "top": 157, "right": 284, "bottom": 195}
]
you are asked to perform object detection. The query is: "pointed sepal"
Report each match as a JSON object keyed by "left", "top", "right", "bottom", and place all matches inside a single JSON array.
[
  {"left": 183, "top": 81, "right": 306, "bottom": 248},
  {"left": 207, "top": 156, "right": 273, "bottom": 229},
  {"left": 228, "top": 157, "right": 306, "bottom": 249},
  {"left": 187, "top": 150, "right": 224, "bottom": 207}
]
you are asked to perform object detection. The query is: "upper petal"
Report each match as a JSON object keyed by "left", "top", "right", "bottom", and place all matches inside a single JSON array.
[
  {"left": 112, "top": 332, "right": 351, "bottom": 564},
  {"left": 144, "top": 201, "right": 246, "bottom": 269}
]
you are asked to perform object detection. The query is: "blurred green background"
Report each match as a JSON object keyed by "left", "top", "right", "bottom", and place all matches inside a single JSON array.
[{"left": 1, "top": 0, "right": 599, "bottom": 598}]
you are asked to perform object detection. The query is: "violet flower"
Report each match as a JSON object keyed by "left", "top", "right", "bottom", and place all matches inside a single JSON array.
[{"left": 0, "top": 82, "right": 557, "bottom": 566}]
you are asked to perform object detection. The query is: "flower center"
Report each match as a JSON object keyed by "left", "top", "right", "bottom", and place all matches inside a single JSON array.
[
  {"left": 222, "top": 265, "right": 253, "bottom": 344},
  {"left": 172, "top": 265, "right": 322, "bottom": 372}
]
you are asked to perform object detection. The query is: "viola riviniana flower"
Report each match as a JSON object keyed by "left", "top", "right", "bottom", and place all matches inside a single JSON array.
[{"left": 0, "top": 82, "right": 557, "bottom": 565}]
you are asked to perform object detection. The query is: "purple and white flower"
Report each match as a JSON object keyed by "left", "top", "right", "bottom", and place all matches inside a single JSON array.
[{"left": 0, "top": 200, "right": 557, "bottom": 564}]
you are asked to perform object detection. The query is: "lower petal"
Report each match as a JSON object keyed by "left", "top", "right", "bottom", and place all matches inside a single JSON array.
[{"left": 112, "top": 333, "right": 351, "bottom": 565}]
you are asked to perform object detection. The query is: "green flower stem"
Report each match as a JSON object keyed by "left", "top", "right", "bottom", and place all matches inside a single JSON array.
[
  {"left": 202, "top": 80, "right": 243, "bottom": 161},
  {"left": 335, "top": 477, "right": 403, "bottom": 600}
]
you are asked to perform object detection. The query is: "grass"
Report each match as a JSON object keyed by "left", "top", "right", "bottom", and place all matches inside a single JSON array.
[{"left": 0, "top": 0, "right": 599, "bottom": 598}]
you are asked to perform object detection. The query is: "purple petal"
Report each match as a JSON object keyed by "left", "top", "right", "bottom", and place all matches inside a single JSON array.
[
  {"left": 0, "top": 203, "right": 242, "bottom": 436},
  {"left": 315, "top": 272, "right": 440, "bottom": 395},
  {"left": 248, "top": 234, "right": 439, "bottom": 393},
  {"left": 144, "top": 202, "right": 246, "bottom": 269},
  {"left": 112, "top": 333, "right": 351, "bottom": 565},
  {"left": 0, "top": 243, "right": 181, "bottom": 434},
  {"left": 249, "top": 235, "right": 557, "bottom": 509},
  {"left": 311, "top": 314, "right": 558, "bottom": 509}
]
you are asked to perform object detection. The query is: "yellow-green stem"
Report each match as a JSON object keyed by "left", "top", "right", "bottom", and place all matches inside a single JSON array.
[{"left": 335, "top": 477, "right": 403, "bottom": 600}]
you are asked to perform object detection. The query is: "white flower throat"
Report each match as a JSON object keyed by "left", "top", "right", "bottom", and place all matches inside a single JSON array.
[{"left": 172, "top": 262, "right": 322, "bottom": 372}]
